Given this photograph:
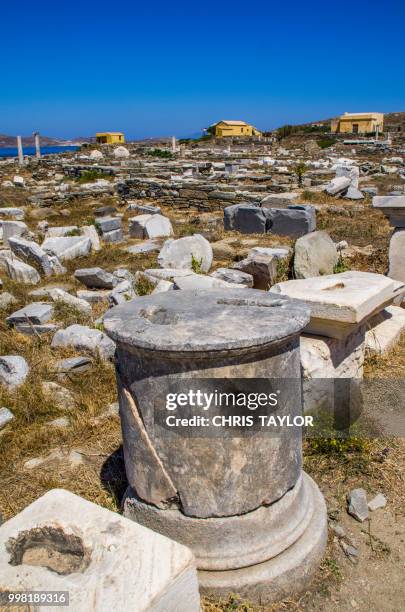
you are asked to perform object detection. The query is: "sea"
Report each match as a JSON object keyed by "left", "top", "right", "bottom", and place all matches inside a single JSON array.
[{"left": 0, "top": 146, "right": 79, "bottom": 158}]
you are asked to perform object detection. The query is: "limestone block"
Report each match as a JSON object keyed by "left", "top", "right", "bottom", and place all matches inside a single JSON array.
[
  {"left": 366, "top": 305, "right": 405, "bottom": 355},
  {"left": 233, "top": 252, "right": 277, "bottom": 290},
  {"left": 3, "top": 258, "right": 41, "bottom": 285},
  {"left": 7, "top": 302, "right": 53, "bottom": 326},
  {"left": 158, "top": 234, "right": 213, "bottom": 272},
  {"left": 388, "top": 229, "right": 405, "bottom": 282},
  {"left": 129, "top": 214, "right": 173, "bottom": 240},
  {"left": 210, "top": 268, "right": 254, "bottom": 287},
  {"left": 263, "top": 205, "right": 316, "bottom": 238},
  {"left": 74, "top": 267, "right": 119, "bottom": 289},
  {"left": 223, "top": 204, "right": 266, "bottom": 234},
  {"left": 372, "top": 195, "right": 405, "bottom": 227},
  {"left": 0, "top": 489, "right": 200, "bottom": 612},
  {"left": 0, "top": 355, "right": 29, "bottom": 389},
  {"left": 51, "top": 325, "right": 116, "bottom": 360},
  {"left": 2, "top": 221, "right": 29, "bottom": 246},
  {"left": 325, "top": 176, "right": 351, "bottom": 195},
  {"left": 42, "top": 236, "right": 92, "bottom": 261},
  {"left": 271, "top": 271, "right": 403, "bottom": 339},
  {"left": 293, "top": 231, "right": 338, "bottom": 279}
]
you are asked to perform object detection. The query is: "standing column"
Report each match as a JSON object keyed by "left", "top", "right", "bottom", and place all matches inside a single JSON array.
[
  {"left": 16, "top": 136, "right": 24, "bottom": 166},
  {"left": 171, "top": 135, "right": 177, "bottom": 153},
  {"left": 34, "top": 132, "right": 41, "bottom": 158}
]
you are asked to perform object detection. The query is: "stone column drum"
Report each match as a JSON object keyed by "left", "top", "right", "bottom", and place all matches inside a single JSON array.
[{"left": 103, "top": 289, "right": 327, "bottom": 603}]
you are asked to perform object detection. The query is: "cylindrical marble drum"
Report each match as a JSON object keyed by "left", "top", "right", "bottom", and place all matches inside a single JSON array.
[{"left": 103, "top": 289, "right": 327, "bottom": 603}]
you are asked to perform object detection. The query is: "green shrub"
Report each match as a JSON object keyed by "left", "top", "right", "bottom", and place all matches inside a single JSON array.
[
  {"left": 191, "top": 254, "right": 203, "bottom": 274},
  {"left": 75, "top": 170, "right": 112, "bottom": 184},
  {"left": 317, "top": 137, "right": 337, "bottom": 149},
  {"left": 147, "top": 149, "right": 173, "bottom": 159}
]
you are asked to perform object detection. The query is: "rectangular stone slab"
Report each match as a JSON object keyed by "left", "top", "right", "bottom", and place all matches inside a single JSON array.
[
  {"left": 270, "top": 272, "right": 405, "bottom": 339},
  {"left": 372, "top": 195, "right": 405, "bottom": 227},
  {"left": 0, "top": 489, "right": 200, "bottom": 612}
]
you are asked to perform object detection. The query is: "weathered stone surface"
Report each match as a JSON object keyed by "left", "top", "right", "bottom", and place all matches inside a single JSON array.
[
  {"left": 129, "top": 214, "right": 173, "bottom": 239},
  {"left": 3, "top": 258, "right": 41, "bottom": 285},
  {"left": 7, "top": 302, "right": 53, "bottom": 326},
  {"left": 103, "top": 289, "right": 310, "bottom": 517},
  {"left": 372, "top": 195, "right": 405, "bottom": 227},
  {"left": 261, "top": 193, "right": 299, "bottom": 207},
  {"left": 0, "top": 292, "right": 17, "bottom": 309},
  {"left": 76, "top": 289, "right": 110, "bottom": 303},
  {"left": 347, "top": 488, "right": 369, "bottom": 522},
  {"left": 42, "top": 236, "right": 92, "bottom": 261},
  {"left": 158, "top": 234, "right": 213, "bottom": 272},
  {"left": 224, "top": 204, "right": 266, "bottom": 234},
  {"left": 343, "top": 186, "right": 364, "bottom": 200},
  {"left": 81, "top": 225, "right": 101, "bottom": 251},
  {"left": 335, "top": 164, "right": 360, "bottom": 189},
  {"left": 233, "top": 252, "right": 277, "bottom": 290},
  {"left": 0, "top": 407, "right": 14, "bottom": 429},
  {"left": 51, "top": 324, "right": 116, "bottom": 360},
  {"left": 113, "top": 145, "right": 130, "bottom": 158},
  {"left": 263, "top": 205, "right": 316, "bottom": 238},
  {"left": 388, "top": 229, "right": 405, "bottom": 282},
  {"left": 293, "top": 231, "right": 338, "bottom": 279},
  {"left": 0, "top": 489, "right": 200, "bottom": 612},
  {"left": 125, "top": 241, "right": 160, "bottom": 255},
  {"left": 45, "top": 225, "right": 78, "bottom": 238},
  {"left": 127, "top": 202, "right": 161, "bottom": 214},
  {"left": 152, "top": 279, "right": 175, "bottom": 293},
  {"left": 109, "top": 280, "right": 136, "bottom": 305},
  {"left": 0, "top": 355, "right": 29, "bottom": 388},
  {"left": 325, "top": 176, "right": 351, "bottom": 195},
  {"left": 48, "top": 288, "right": 92, "bottom": 316},
  {"left": 8, "top": 237, "right": 54, "bottom": 276},
  {"left": 271, "top": 272, "right": 403, "bottom": 339},
  {"left": 52, "top": 356, "right": 92, "bottom": 374},
  {"left": 368, "top": 493, "right": 387, "bottom": 511},
  {"left": 365, "top": 305, "right": 405, "bottom": 355},
  {"left": 97, "top": 216, "right": 122, "bottom": 233},
  {"left": 102, "top": 228, "right": 124, "bottom": 243},
  {"left": 0, "top": 208, "right": 24, "bottom": 220},
  {"left": 74, "top": 267, "right": 118, "bottom": 289},
  {"left": 42, "top": 381, "right": 76, "bottom": 411},
  {"left": 2, "top": 221, "right": 29, "bottom": 246},
  {"left": 173, "top": 274, "right": 242, "bottom": 290},
  {"left": 210, "top": 268, "right": 254, "bottom": 287},
  {"left": 249, "top": 246, "right": 290, "bottom": 260}
]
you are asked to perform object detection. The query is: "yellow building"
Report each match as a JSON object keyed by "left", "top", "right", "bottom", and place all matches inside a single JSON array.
[
  {"left": 95, "top": 132, "right": 125, "bottom": 144},
  {"left": 331, "top": 113, "right": 384, "bottom": 135},
  {"left": 209, "top": 120, "right": 261, "bottom": 137}
]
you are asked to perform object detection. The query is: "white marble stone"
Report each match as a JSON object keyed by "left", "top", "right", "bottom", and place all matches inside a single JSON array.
[
  {"left": 366, "top": 305, "right": 405, "bottom": 355},
  {"left": 270, "top": 272, "right": 404, "bottom": 339},
  {"left": 0, "top": 489, "right": 200, "bottom": 612}
]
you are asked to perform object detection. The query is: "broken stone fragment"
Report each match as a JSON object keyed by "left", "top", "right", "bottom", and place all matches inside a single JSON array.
[
  {"left": 293, "top": 230, "right": 338, "bottom": 279},
  {"left": 347, "top": 488, "right": 369, "bottom": 522},
  {"left": 368, "top": 493, "right": 387, "bottom": 511},
  {"left": 0, "top": 407, "right": 14, "bottom": 429},
  {"left": 74, "top": 267, "right": 119, "bottom": 289},
  {"left": 210, "top": 268, "right": 254, "bottom": 287},
  {"left": 0, "top": 356, "right": 29, "bottom": 389},
  {"left": 158, "top": 234, "right": 213, "bottom": 272},
  {"left": 6, "top": 302, "right": 53, "bottom": 327},
  {"left": 42, "top": 236, "right": 92, "bottom": 261},
  {"left": 51, "top": 324, "right": 116, "bottom": 360}
]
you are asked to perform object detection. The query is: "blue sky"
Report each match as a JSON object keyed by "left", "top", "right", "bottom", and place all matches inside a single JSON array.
[{"left": 1, "top": 0, "right": 404, "bottom": 139}]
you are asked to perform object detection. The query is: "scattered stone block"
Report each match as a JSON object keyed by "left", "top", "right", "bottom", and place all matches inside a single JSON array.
[
  {"left": 293, "top": 231, "right": 338, "bottom": 279},
  {"left": 81, "top": 225, "right": 101, "bottom": 251},
  {"left": 347, "top": 488, "right": 369, "bottom": 522},
  {"left": 0, "top": 407, "right": 14, "bottom": 429},
  {"left": 372, "top": 195, "right": 405, "bottom": 227},
  {"left": 173, "top": 274, "right": 242, "bottom": 290},
  {"left": 48, "top": 288, "right": 92, "bottom": 316},
  {"left": 0, "top": 208, "right": 25, "bottom": 221},
  {"left": 129, "top": 214, "right": 173, "bottom": 239},
  {"left": 325, "top": 176, "right": 351, "bottom": 195},
  {"left": 127, "top": 202, "right": 161, "bottom": 214},
  {"left": 125, "top": 241, "right": 160, "bottom": 254},
  {"left": 264, "top": 205, "right": 316, "bottom": 238},
  {"left": 0, "top": 489, "right": 200, "bottom": 612},
  {"left": 260, "top": 193, "right": 299, "bottom": 207},
  {"left": 158, "top": 234, "right": 213, "bottom": 272},
  {"left": 0, "top": 356, "right": 29, "bottom": 389},
  {"left": 3, "top": 258, "right": 41, "bottom": 285},
  {"left": 210, "top": 268, "right": 254, "bottom": 287},
  {"left": 74, "top": 267, "right": 118, "bottom": 289},
  {"left": 343, "top": 187, "right": 364, "bottom": 200},
  {"left": 42, "top": 381, "right": 76, "bottom": 410},
  {"left": 45, "top": 225, "right": 79, "bottom": 238},
  {"left": 0, "top": 292, "right": 17, "bottom": 309},
  {"left": 366, "top": 305, "right": 405, "bottom": 355},
  {"left": 152, "top": 279, "right": 175, "bottom": 293},
  {"left": 223, "top": 204, "right": 266, "bottom": 234},
  {"left": 42, "top": 236, "right": 92, "bottom": 261},
  {"left": 52, "top": 356, "right": 92, "bottom": 374},
  {"left": 77, "top": 289, "right": 110, "bottom": 303},
  {"left": 114, "top": 145, "right": 130, "bottom": 158},
  {"left": 7, "top": 303, "right": 53, "bottom": 326},
  {"left": 8, "top": 237, "right": 54, "bottom": 276},
  {"left": 271, "top": 271, "right": 404, "bottom": 339},
  {"left": 97, "top": 216, "right": 122, "bottom": 233},
  {"left": 233, "top": 252, "right": 277, "bottom": 290},
  {"left": 2, "top": 221, "right": 29, "bottom": 246},
  {"left": 368, "top": 493, "right": 387, "bottom": 511},
  {"left": 51, "top": 324, "right": 116, "bottom": 360},
  {"left": 102, "top": 228, "right": 124, "bottom": 243},
  {"left": 388, "top": 229, "right": 405, "bottom": 282}
]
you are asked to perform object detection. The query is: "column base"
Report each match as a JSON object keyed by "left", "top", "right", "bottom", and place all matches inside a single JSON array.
[{"left": 123, "top": 472, "right": 327, "bottom": 604}]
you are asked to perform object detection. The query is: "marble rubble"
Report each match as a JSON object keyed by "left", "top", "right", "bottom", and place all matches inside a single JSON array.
[{"left": 0, "top": 489, "right": 200, "bottom": 612}]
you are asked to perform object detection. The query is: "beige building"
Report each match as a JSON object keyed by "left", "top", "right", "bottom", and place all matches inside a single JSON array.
[
  {"left": 331, "top": 112, "right": 384, "bottom": 135},
  {"left": 208, "top": 120, "right": 262, "bottom": 137}
]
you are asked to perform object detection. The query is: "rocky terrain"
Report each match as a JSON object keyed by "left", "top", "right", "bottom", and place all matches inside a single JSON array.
[{"left": 0, "top": 135, "right": 404, "bottom": 611}]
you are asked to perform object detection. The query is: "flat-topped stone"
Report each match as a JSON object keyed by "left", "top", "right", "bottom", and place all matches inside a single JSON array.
[
  {"left": 103, "top": 289, "right": 310, "bottom": 354},
  {"left": 372, "top": 195, "right": 405, "bottom": 226},
  {"left": 7, "top": 302, "right": 53, "bottom": 326},
  {"left": 270, "top": 272, "right": 405, "bottom": 339},
  {"left": 0, "top": 489, "right": 200, "bottom": 612}
]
